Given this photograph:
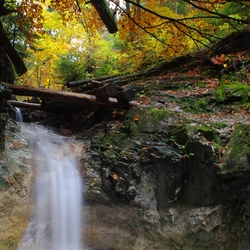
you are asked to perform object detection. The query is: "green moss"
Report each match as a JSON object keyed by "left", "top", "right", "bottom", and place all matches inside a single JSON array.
[
  {"left": 148, "top": 107, "right": 171, "bottom": 121},
  {"left": 223, "top": 124, "right": 250, "bottom": 173},
  {"left": 0, "top": 237, "right": 18, "bottom": 250},
  {"left": 215, "top": 80, "right": 250, "bottom": 103},
  {"left": 199, "top": 124, "right": 212, "bottom": 132},
  {"left": 210, "top": 122, "right": 228, "bottom": 129},
  {"left": 103, "top": 131, "right": 128, "bottom": 146},
  {"left": 197, "top": 81, "right": 206, "bottom": 88},
  {"left": 183, "top": 97, "right": 209, "bottom": 113}
]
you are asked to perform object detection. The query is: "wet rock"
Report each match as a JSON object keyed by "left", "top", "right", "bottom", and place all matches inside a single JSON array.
[
  {"left": 220, "top": 123, "right": 250, "bottom": 177},
  {"left": 0, "top": 120, "right": 34, "bottom": 249},
  {"left": 81, "top": 106, "right": 250, "bottom": 249}
]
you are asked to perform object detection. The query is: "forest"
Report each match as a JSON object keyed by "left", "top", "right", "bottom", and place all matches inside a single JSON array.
[
  {"left": 0, "top": 0, "right": 249, "bottom": 91},
  {"left": 1, "top": 2, "right": 250, "bottom": 250}
]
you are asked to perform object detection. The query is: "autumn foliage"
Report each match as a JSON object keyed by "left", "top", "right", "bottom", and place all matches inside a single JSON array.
[{"left": 1, "top": 0, "right": 250, "bottom": 88}]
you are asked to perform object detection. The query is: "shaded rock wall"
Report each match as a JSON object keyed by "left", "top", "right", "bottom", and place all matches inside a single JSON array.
[{"left": 81, "top": 106, "right": 250, "bottom": 250}]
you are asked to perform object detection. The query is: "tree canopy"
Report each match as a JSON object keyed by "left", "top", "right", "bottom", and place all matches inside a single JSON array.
[{"left": 0, "top": 0, "right": 250, "bottom": 87}]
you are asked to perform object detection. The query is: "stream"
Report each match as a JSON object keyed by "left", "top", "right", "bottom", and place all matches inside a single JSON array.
[{"left": 17, "top": 123, "right": 83, "bottom": 250}]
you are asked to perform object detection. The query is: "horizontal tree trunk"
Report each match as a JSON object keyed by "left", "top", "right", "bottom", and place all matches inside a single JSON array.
[
  {"left": 7, "top": 84, "right": 136, "bottom": 109},
  {"left": 9, "top": 100, "right": 46, "bottom": 111},
  {"left": 115, "top": 88, "right": 135, "bottom": 102},
  {"left": 85, "top": 82, "right": 118, "bottom": 98},
  {"left": 67, "top": 76, "right": 116, "bottom": 87}
]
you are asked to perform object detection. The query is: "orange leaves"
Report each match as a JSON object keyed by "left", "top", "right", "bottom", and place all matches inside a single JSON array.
[
  {"left": 12, "top": 140, "right": 21, "bottom": 149},
  {"left": 17, "top": 0, "right": 45, "bottom": 34},
  {"left": 133, "top": 113, "right": 141, "bottom": 122},
  {"left": 219, "top": 157, "right": 225, "bottom": 163},
  {"left": 219, "top": 146, "right": 228, "bottom": 163},
  {"left": 113, "top": 173, "right": 119, "bottom": 180},
  {"left": 8, "top": 176, "right": 14, "bottom": 186},
  {"left": 138, "top": 95, "right": 150, "bottom": 105},
  {"left": 211, "top": 54, "right": 227, "bottom": 66}
]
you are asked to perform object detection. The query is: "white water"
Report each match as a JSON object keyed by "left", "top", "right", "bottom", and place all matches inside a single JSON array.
[
  {"left": 14, "top": 107, "right": 23, "bottom": 122},
  {"left": 19, "top": 124, "right": 82, "bottom": 250}
]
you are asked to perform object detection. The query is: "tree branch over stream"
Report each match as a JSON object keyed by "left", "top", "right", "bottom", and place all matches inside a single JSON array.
[{"left": 119, "top": 0, "right": 250, "bottom": 48}]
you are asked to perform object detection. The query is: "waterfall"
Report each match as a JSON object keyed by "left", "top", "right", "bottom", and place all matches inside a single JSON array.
[
  {"left": 19, "top": 124, "right": 82, "bottom": 250},
  {"left": 14, "top": 107, "right": 23, "bottom": 122}
]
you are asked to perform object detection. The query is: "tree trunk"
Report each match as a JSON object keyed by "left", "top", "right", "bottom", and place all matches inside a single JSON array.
[
  {"left": 91, "top": 0, "right": 118, "bottom": 34},
  {"left": 85, "top": 82, "right": 118, "bottom": 98},
  {"left": 9, "top": 100, "right": 45, "bottom": 111},
  {"left": 0, "top": 21, "right": 27, "bottom": 76},
  {"left": 7, "top": 84, "right": 135, "bottom": 109},
  {"left": 115, "top": 88, "right": 135, "bottom": 102}
]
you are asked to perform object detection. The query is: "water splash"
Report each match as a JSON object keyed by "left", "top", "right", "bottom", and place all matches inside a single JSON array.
[{"left": 19, "top": 124, "right": 82, "bottom": 250}]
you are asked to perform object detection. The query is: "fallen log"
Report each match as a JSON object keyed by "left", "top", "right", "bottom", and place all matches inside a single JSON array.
[
  {"left": 9, "top": 100, "right": 45, "bottom": 111},
  {"left": 6, "top": 84, "right": 136, "bottom": 109},
  {"left": 115, "top": 88, "right": 135, "bottom": 102},
  {"left": 66, "top": 76, "right": 116, "bottom": 87},
  {"left": 77, "top": 80, "right": 103, "bottom": 91},
  {"left": 85, "top": 83, "right": 118, "bottom": 98},
  {"left": 10, "top": 100, "right": 88, "bottom": 114}
]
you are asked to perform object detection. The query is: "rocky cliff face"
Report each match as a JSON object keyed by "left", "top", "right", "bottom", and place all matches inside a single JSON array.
[
  {"left": 0, "top": 83, "right": 34, "bottom": 250},
  {"left": 0, "top": 102, "right": 250, "bottom": 249},
  {"left": 81, "top": 106, "right": 250, "bottom": 250},
  {"left": 0, "top": 119, "right": 34, "bottom": 250}
]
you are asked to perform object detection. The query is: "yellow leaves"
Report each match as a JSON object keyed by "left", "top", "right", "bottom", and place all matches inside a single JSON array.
[{"left": 90, "top": 177, "right": 97, "bottom": 187}]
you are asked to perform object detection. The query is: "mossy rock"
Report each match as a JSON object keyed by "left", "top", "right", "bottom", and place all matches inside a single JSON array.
[
  {"left": 123, "top": 106, "right": 189, "bottom": 136},
  {"left": 221, "top": 124, "right": 250, "bottom": 176},
  {"left": 215, "top": 80, "right": 250, "bottom": 103}
]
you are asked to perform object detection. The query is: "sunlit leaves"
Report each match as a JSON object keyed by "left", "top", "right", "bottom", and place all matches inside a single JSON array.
[
  {"left": 17, "top": 0, "right": 45, "bottom": 35},
  {"left": 6, "top": 0, "right": 250, "bottom": 86}
]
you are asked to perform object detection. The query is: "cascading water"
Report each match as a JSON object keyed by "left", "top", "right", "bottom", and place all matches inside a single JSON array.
[
  {"left": 18, "top": 124, "right": 82, "bottom": 250},
  {"left": 14, "top": 107, "right": 23, "bottom": 122}
]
